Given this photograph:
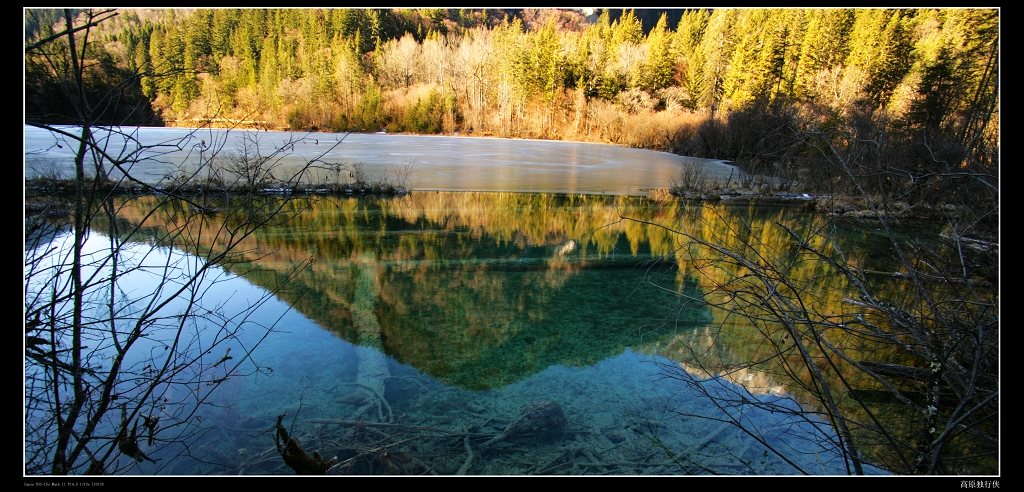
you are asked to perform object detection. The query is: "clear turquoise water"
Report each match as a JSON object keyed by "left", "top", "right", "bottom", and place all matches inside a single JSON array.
[{"left": 28, "top": 193, "right": 897, "bottom": 475}]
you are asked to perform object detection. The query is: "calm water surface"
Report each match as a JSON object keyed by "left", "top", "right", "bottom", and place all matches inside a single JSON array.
[{"left": 27, "top": 192, "right": 907, "bottom": 475}]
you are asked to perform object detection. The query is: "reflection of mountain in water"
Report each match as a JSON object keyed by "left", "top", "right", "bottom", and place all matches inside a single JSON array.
[
  {"left": 112, "top": 192, "right": 903, "bottom": 393},
  {"left": 112, "top": 192, "right": 918, "bottom": 392},
  {"left": 110, "top": 191, "right": 993, "bottom": 473},
  {"left": 115, "top": 192, "right": 714, "bottom": 389}
]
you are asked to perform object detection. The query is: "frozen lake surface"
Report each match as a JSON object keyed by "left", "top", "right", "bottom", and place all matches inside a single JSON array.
[{"left": 24, "top": 125, "right": 738, "bottom": 195}]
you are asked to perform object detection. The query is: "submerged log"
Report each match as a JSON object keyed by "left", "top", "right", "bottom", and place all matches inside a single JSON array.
[
  {"left": 483, "top": 400, "right": 567, "bottom": 447},
  {"left": 274, "top": 414, "right": 333, "bottom": 475},
  {"left": 116, "top": 410, "right": 155, "bottom": 464},
  {"left": 333, "top": 447, "right": 428, "bottom": 475},
  {"left": 850, "top": 388, "right": 928, "bottom": 405},
  {"left": 856, "top": 361, "right": 968, "bottom": 400},
  {"left": 859, "top": 361, "right": 931, "bottom": 381}
]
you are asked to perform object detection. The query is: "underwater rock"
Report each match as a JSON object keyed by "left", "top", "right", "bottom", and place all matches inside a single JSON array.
[
  {"left": 505, "top": 400, "right": 567, "bottom": 443},
  {"left": 602, "top": 429, "right": 627, "bottom": 443}
]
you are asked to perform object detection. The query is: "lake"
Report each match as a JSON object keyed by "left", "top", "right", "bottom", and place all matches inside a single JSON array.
[
  {"left": 24, "top": 126, "right": 738, "bottom": 195},
  {"left": 27, "top": 187, "right": 915, "bottom": 475}
]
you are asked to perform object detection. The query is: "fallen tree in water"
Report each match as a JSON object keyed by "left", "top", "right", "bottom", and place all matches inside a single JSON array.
[{"left": 275, "top": 414, "right": 334, "bottom": 475}]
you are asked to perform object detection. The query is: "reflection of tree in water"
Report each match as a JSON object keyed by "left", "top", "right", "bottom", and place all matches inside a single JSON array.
[
  {"left": 114, "top": 192, "right": 709, "bottom": 390},
  {"left": 636, "top": 203, "right": 995, "bottom": 474},
  {"left": 110, "top": 192, "right": 973, "bottom": 474},
  {"left": 113, "top": 192, "right": 907, "bottom": 395}
]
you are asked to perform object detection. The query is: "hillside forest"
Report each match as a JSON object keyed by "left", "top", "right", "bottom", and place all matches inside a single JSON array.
[{"left": 26, "top": 8, "right": 998, "bottom": 202}]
